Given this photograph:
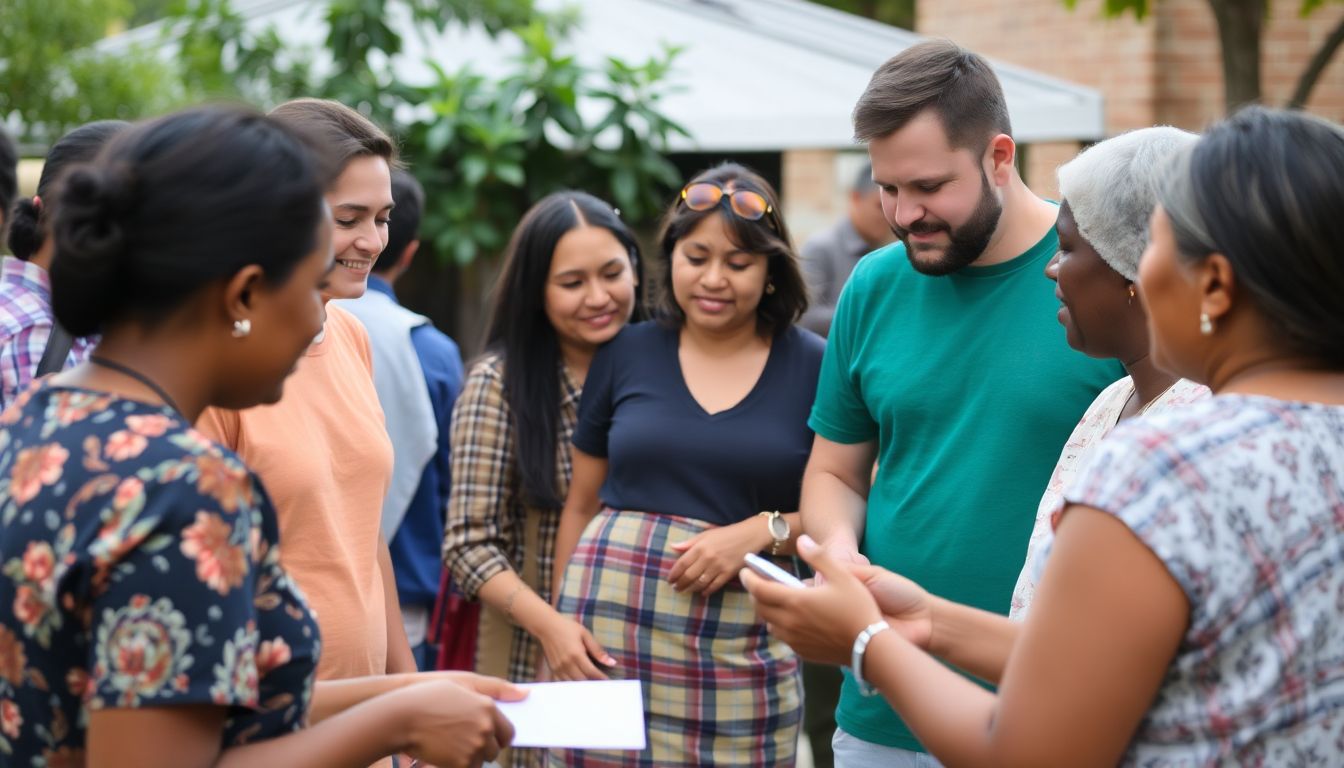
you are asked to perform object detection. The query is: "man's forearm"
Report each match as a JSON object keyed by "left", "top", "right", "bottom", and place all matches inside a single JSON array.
[{"left": 799, "top": 468, "right": 868, "bottom": 551}]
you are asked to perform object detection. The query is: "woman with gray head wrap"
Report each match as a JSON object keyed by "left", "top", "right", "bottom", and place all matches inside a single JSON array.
[{"left": 1007, "top": 126, "right": 1211, "bottom": 617}]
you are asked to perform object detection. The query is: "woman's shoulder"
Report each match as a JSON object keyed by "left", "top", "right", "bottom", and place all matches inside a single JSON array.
[
  {"left": 5, "top": 387, "right": 262, "bottom": 514},
  {"left": 1089, "top": 393, "right": 1328, "bottom": 489},
  {"left": 466, "top": 350, "right": 506, "bottom": 382},
  {"left": 609, "top": 320, "right": 671, "bottom": 349},
  {"left": 782, "top": 324, "right": 826, "bottom": 359},
  {"left": 324, "top": 302, "right": 363, "bottom": 335}
]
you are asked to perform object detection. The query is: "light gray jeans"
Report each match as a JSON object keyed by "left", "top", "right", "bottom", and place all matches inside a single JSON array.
[{"left": 833, "top": 728, "right": 943, "bottom": 767}]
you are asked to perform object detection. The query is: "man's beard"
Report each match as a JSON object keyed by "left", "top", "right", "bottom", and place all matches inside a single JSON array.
[{"left": 895, "top": 171, "right": 1003, "bottom": 277}]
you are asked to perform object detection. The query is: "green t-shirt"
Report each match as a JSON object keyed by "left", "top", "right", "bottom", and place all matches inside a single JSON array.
[{"left": 809, "top": 227, "right": 1124, "bottom": 752}]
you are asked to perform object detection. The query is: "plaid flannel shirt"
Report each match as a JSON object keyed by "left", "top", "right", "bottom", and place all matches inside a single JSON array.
[
  {"left": 0, "top": 257, "right": 94, "bottom": 410},
  {"left": 443, "top": 352, "right": 579, "bottom": 684}
]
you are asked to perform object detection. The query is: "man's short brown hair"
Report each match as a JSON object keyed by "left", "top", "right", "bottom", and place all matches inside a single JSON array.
[{"left": 852, "top": 39, "right": 1011, "bottom": 150}]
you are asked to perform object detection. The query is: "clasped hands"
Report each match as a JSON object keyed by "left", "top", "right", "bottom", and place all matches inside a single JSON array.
[{"left": 739, "top": 534, "right": 935, "bottom": 667}]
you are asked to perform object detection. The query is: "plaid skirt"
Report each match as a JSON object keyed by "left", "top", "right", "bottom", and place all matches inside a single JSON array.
[{"left": 551, "top": 509, "right": 801, "bottom": 767}]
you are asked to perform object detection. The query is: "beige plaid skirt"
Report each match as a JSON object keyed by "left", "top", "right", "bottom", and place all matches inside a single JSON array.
[{"left": 550, "top": 509, "right": 801, "bottom": 767}]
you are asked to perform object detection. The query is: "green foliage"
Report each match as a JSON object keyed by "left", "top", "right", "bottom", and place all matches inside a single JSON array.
[
  {"left": 1061, "top": 0, "right": 1150, "bottom": 20},
  {"left": 804, "top": 0, "right": 915, "bottom": 29},
  {"left": 290, "top": 0, "right": 687, "bottom": 266},
  {"left": 1, "top": 0, "right": 687, "bottom": 268},
  {"left": 1066, "top": 0, "right": 1338, "bottom": 21},
  {"left": 0, "top": 0, "right": 181, "bottom": 143}
]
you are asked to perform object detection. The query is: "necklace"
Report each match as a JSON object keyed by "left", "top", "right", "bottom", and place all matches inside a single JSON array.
[
  {"left": 1117, "top": 380, "right": 1180, "bottom": 425},
  {"left": 1138, "top": 381, "right": 1180, "bottom": 416},
  {"left": 88, "top": 356, "right": 183, "bottom": 417}
]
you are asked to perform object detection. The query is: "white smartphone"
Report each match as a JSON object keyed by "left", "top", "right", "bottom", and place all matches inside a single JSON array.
[{"left": 743, "top": 553, "right": 807, "bottom": 589}]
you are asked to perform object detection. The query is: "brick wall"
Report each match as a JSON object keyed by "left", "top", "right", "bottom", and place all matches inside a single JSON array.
[
  {"left": 781, "top": 148, "right": 844, "bottom": 245},
  {"left": 918, "top": 0, "right": 1159, "bottom": 134},
  {"left": 1159, "top": 0, "right": 1344, "bottom": 127},
  {"left": 918, "top": 0, "right": 1344, "bottom": 192}
]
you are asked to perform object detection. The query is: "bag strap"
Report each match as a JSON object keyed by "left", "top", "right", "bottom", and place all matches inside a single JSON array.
[{"left": 35, "top": 322, "right": 75, "bottom": 377}]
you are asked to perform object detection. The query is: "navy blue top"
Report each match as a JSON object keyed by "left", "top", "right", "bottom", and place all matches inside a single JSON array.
[
  {"left": 367, "top": 276, "right": 465, "bottom": 610},
  {"left": 573, "top": 322, "right": 825, "bottom": 527}
]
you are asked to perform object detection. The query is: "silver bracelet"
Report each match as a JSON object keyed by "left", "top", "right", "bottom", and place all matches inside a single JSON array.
[{"left": 851, "top": 620, "right": 891, "bottom": 697}]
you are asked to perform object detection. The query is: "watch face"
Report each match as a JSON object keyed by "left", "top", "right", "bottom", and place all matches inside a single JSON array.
[{"left": 768, "top": 515, "right": 789, "bottom": 540}]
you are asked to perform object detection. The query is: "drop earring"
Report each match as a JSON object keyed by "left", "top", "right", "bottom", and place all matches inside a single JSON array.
[
  {"left": 232, "top": 319, "right": 252, "bottom": 338},
  {"left": 1127, "top": 284, "right": 1136, "bottom": 305},
  {"left": 1199, "top": 312, "right": 1214, "bottom": 336},
  {"left": 765, "top": 281, "right": 776, "bottom": 295}
]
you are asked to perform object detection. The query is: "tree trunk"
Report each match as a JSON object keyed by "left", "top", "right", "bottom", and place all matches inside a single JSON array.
[
  {"left": 1209, "top": 0, "right": 1265, "bottom": 112},
  {"left": 1288, "top": 14, "right": 1344, "bottom": 109}
]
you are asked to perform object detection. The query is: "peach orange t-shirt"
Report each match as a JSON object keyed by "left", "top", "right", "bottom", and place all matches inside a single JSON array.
[{"left": 198, "top": 304, "right": 394, "bottom": 681}]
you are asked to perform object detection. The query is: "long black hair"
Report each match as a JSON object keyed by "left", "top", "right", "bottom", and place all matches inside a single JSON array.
[{"left": 483, "top": 191, "right": 644, "bottom": 508}]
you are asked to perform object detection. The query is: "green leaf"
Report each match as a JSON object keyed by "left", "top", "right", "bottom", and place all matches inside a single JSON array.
[
  {"left": 611, "top": 166, "right": 637, "bottom": 211},
  {"left": 461, "top": 155, "right": 489, "bottom": 186},
  {"left": 425, "top": 120, "right": 455, "bottom": 154},
  {"left": 453, "top": 237, "right": 478, "bottom": 266},
  {"left": 495, "top": 162, "right": 525, "bottom": 187}
]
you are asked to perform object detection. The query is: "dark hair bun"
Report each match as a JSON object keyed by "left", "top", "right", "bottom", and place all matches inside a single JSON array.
[
  {"left": 6, "top": 197, "right": 42, "bottom": 261},
  {"left": 48, "top": 106, "right": 327, "bottom": 340},
  {"left": 50, "top": 165, "right": 135, "bottom": 337}
]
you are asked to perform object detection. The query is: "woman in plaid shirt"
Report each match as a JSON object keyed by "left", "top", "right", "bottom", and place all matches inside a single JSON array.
[{"left": 443, "top": 191, "right": 643, "bottom": 768}]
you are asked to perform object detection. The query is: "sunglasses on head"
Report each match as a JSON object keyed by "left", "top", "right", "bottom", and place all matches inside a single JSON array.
[{"left": 680, "top": 182, "right": 778, "bottom": 229}]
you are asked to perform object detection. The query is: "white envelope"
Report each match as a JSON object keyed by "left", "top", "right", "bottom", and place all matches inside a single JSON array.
[{"left": 496, "top": 679, "right": 646, "bottom": 750}]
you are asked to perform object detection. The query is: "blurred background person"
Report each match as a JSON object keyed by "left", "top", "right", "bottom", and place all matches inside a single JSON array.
[
  {"left": 0, "top": 126, "right": 15, "bottom": 244},
  {"left": 1, "top": 121, "right": 127, "bottom": 408},
  {"left": 798, "top": 163, "right": 893, "bottom": 338},
  {"left": 337, "top": 169, "right": 464, "bottom": 671}
]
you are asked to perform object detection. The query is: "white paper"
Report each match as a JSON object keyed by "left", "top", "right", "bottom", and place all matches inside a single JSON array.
[{"left": 497, "top": 680, "right": 646, "bottom": 750}]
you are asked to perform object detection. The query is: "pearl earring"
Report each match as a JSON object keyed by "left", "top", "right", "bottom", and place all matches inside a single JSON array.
[
  {"left": 1199, "top": 313, "right": 1214, "bottom": 336},
  {"left": 232, "top": 319, "right": 252, "bottom": 338}
]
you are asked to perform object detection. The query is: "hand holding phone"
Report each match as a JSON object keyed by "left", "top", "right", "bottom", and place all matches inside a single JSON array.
[{"left": 743, "top": 553, "right": 807, "bottom": 589}]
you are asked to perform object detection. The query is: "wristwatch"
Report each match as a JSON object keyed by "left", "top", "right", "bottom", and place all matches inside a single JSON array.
[
  {"left": 851, "top": 620, "right": 892, "bottom": 697},
  {"left": 759, "top": 510, "right": 789, "bottom": 556}
]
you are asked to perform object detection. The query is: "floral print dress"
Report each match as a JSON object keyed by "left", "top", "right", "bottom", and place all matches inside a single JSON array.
[{"left": 0, "top": 383, "right": 319, "bottom": 764}]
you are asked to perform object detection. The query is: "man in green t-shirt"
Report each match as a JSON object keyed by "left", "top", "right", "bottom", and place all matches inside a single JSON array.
[{"left": 801, "top": 41, "right": 1123, "bottom": 766}]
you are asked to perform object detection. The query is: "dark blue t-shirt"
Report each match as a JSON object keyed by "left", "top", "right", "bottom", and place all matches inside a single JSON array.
[{"left": 572, "top": 321, "right": 825, "bottom": 527}]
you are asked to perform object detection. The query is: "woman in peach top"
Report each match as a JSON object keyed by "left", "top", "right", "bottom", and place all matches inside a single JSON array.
[{"left": 198, "top": 99, "right": 414, "bottom": 682}]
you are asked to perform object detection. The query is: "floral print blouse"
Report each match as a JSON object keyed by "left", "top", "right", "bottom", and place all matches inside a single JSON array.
[{"left": 0, "top": 383, "right": 319, "bottom": 764}]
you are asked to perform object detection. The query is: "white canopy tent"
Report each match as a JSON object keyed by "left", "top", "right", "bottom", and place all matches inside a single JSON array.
[{"left": 105, "top": 0, "right": 1104, "bottom": 151}]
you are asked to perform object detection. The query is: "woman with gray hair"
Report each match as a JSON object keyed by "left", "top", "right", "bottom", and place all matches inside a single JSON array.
[{"left": 1008, "top": 126, "right": 1209, "bottom": 617}]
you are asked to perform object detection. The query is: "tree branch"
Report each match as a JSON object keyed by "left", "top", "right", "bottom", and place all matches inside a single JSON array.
[{"left": 1288, "top": 13, "right": 1344, "bottom": 109}]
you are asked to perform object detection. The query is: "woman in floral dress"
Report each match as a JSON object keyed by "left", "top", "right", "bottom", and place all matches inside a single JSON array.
[{"left": 0, "top": 105, "right": 519, "bottom": 767}]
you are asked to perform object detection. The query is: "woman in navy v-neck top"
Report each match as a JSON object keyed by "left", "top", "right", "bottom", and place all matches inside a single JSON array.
[
  {"left": 574, "top": 320, "right": 821, "bottom": 527},
  {"left": 551, "top": 163, "right": 823, "bottom": 767}
]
